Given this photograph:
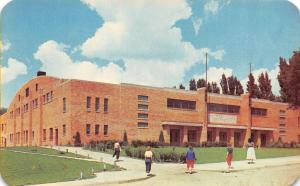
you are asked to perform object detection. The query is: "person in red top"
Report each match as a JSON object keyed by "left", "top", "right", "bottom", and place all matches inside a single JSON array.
[{"left": 226, "top": 143, "right": 233, "bottom": 172}]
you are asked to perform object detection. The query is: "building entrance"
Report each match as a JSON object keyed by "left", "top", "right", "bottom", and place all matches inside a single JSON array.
[{"left": 170, "top": 129, "right": 180, "bottom": 146}]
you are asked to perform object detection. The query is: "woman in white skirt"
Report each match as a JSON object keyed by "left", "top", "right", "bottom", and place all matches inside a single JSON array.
[{"left": 246, "top": 138, "right": 256, "bottom": 164}]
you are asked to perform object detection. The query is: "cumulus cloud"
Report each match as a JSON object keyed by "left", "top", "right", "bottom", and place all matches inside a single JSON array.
[
  {"left": 240, "top": 66, "right": 280, "bottom": 95},
  {"left": 76, "top": 0, "right": 225, "bottom": 87},
  {"left": 1, "top": 58, "right": 27, "bottom": 84},
  {"left": 288, "top": 0, "right": 300, "bottom": 14},
  {"left": 204, "top": 0, "right": 231, "bottom": 15},
  {"left": 193, "top": 66, "right": 233, "bottom": 83},
  {"left": 34, "top": 40, "right": 123, "bottom": 84}
]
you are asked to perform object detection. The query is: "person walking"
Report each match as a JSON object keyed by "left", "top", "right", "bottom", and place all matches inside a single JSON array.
[
  {"left": 112, "top": 141, "right": 121, "bottom": 161},
  {"left": 246, "top": 138, "right": 256, "bottom": 164},
  {"left": 226, "top": 143, "right": 233, "bottom": 171},
  {"left": 185, "top": 144, "right": 196, "bottom": 174},
  {"left": 144, "top": 146, "right": 153, "bottom": 176}
]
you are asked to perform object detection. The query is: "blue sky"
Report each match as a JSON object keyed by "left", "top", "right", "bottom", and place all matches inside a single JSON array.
[{"left": 1, "top": 0, "right": 300, "bottom": 107}]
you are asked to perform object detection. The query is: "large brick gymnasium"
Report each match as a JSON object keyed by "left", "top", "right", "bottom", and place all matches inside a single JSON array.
[{"left": 1, "top": 73, "right": 300, "bottom": 148}]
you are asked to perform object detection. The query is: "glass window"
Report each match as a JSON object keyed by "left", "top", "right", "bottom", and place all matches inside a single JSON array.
[
  {"left": 43, "top": 129, "right": 46, "bottom": 141},
  {"left": 63, "top": 98, "right": 67, "bottom": 112},
  {"left": 137, "top": 122, "right": 148, "bottom": 128},
  {"left": 86, "top": 96, "right": 91, "bottom": 110},
  {"left": 138, "top": 113, "right": 148, "bottom": 119},
  {"left": 251, "top": 108, "right": 267, "bottom": 116},
  {"left": 35, "top": 84, "right": 39, "bottom": 92},
  {"left": 138, "top": 104, "right": 148, "bottom": 110},
  {"left": 138, "top": 95, "right": 148, "bottom": 101},
  {"left": 95, "top": 97, "right": 100, "bottom": 112},
  {"left": 49, "top": 128, "right": 53, "bottom": 141},
  {"left": 95, "top": 124, "right": 99, "bottom": 135},
  {"left": 104, "top": 125, "right": 108, "bottom": 135},
  {"left": 86, "top": 124, "right": 91, "bottom": 135},
  {"left": 63, "top": 125, "right": 66, "bottom": 136},
  {"left": 167, "top": 98, "right": 196, "bottom": 110},
  {"left": 25, "top": 88, "right": 29, "bottom": 97},
  {"left": 104, "top": 98, "right": 108, "bottom": 112}
]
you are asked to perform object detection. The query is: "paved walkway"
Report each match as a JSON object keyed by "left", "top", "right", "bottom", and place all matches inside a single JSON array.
[{"left": 34, "top": 146, "right": 300, "bottom": 186}]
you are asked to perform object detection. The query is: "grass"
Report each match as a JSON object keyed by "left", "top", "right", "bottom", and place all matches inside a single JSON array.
[
  {"left": 6, "top": 146, "right": 87, "bottom": 158},
  {"left": 0, "top": 148, "right": 120, "bottom": 186},
  {"left": 87, "top": 146, "right": 300, "bottom": 164}
]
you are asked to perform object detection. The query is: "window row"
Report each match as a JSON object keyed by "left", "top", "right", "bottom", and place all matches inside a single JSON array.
[
  {"left": 208, "top": 103, "right": 240, "bottom": 114},
  {"left": 251, "top": 108, "right": 267, "bottom": 116},
  {"left": 43, "top": 91, "right": 53, "bottom": 104},
  {"left": 86, "top": 124, "right": 108, "bottom": 136},
  {"left": 9, "top": 130, "right": 35, "bottom": 144},
  {"left": 86, "top": 97, "right": 109, "bottom": 112},
  {"left": 167, "top": 98, "right": 196, "bottom": 110}
]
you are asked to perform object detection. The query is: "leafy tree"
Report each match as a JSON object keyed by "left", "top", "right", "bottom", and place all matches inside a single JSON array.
[
  {"left": 258, "top": 72, "right": 274, "bottom": 100},
  {"left": 247, "top": 73, "right": 260, "bottom": 98},
  {"left": 179, "top": 84, "right": 185, "bottom": 90},
  {"left": 189, "top": 79, "right": 197, "bottom": 91},
  {"left": 211, "top": 82, "right": 220, "bottom": 94},
  {"left": 172, "top": 85, "right": 177, "bottom": 89},
  {"left": 235, "top": 80, "right": 244, "bottom": 96},
  {"left": 196, "top": 78, "right": 206, "bottom": 89},
  {"left": 207, "top": 82, "right": 212, "bottom": 93},
  {"left": 227, "top": 76, "right": 236, "bottom": 95},
  {"left": 278, "top": 50, "right": 300, "bottom": 107},
  {"left": 0, "top": 108, "right": 7, "bottom": 116},
  {"left": 159, "top": 131, "right": 165, "bottom": 144},
  {"left": 220, "top": 74, "right": 229, "bottom": 94}
]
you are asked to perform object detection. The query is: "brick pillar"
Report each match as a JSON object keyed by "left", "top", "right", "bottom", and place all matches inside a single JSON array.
[
  {"left": 241, "top": 94, "right": 251, "bottom": 148},
  {"left": 257, "top": 131, "right": 261, "bottom": 148},
  {"left": 229, "top": 129, "right": 234, "bottom": 146},
  {"left": 215, "top": 128, "right": 220, "bottom": 142},
  {"left": 162, "top": 125, "right": 170, "bottom": 144},
  {"left": 183, "top": 127, "right": 188, "bottom": 144}
]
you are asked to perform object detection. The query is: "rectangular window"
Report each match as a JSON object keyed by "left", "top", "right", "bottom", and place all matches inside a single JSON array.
[
  {"left": 43, "top": 129, "right": 46, "bottom": 141},
  {"left": 298, "top": 117, "right": 300, "bottom": 128},
  {"left": 104, "top": 98, "right": 108, "bottom": 113},
  {"left": 167, "top": 98, "right": 196, "bottom": 110},
  {"left": 49, "top": 128, "right": 53, "bottom": 141},
  {"left": 63, "top": 97, "right": 67, "bottom": 113},
  {"left": 95, "top": 124, "right": 99, "bottom": 135},
  {"left": 35, "top": 84, "right": 38, "bottom": 92},
  {"left": 138, "top": 104, "right": 148, "bottom": 110},
  {"left": 25, "top": 87, "right": 29, "bottom": 97},
  {"left": 137, "top": 122, "right": 148, "bottom": 128},
  {"left": 46, "top": 92, "right": 51, "bottom": 102},
  {"left": 251, "top": 108, "right": 267, "bottom": 116},
  {"left": 86, "top": 124, "right": 91, "bottom": 135},
  {"left": 138, "top": 113, "right": 148, "bottom": 119},
  {"left": 95, "top": 97, "right": 100, "bottom": 112},
  {"left": 208, "top": 103, "right": 240, "bottom": 113},
  {"left": 32, "top": 131, "right": 34, "bottom": 140},
  {"left": 63, "top": 125, "right": 66, "bottom": 136},
  {"left": 104, "top": 125, "right": 108, "bottom": 135},
  {"left": 138, "top": 95, "right": 148, "bottom": 101},
  {"left": 86, "top": 96, "right": 91, "bottom": 110}
]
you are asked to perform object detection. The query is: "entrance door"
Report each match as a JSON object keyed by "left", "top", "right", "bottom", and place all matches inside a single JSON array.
[
  {"left": 55, "top": 129, "right": 58, "bottom": 146},
  {"left": 261, "top": 134, "right": 267, "bottom": 147},
  {"left": 170, "top": 129, "right": 180, "bottom": 146},
  {"left": 188, "top": 130, "right": 197, "bottom": 143},
  {"left": 234, "top": 132, "right": 241, "bottom": 147}
]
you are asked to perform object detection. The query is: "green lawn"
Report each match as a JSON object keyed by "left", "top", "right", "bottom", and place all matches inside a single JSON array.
[
  {"left": 6, "top": 146, "right": 88, "bottom": 158},
  {"left": 87, "top": 146, "right": 300, "bottom": 164},
  {"left": 0, "top": 149, "right": 120, "bottom": 186}
]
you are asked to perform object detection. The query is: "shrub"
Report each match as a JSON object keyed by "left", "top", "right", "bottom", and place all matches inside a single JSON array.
[
  {"left": 123, "top": 131, "right": 128, "bottom": 146},
  {"left": 159, "top": 131, "right": 165, "bottom": 144}
]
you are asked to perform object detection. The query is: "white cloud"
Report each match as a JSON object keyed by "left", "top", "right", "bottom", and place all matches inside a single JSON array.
[
  {"left": 288, "top": 0, "right": 300, "bottom": 14},
  {"left": 193, "top": 66, "right": 233, "bottom": 84},
  {"left": 192, "top": 17, "right": 203, "bottom": 35},
  {"left": 0, "top": 0, "right": 12, "bottom": 12},
  {"left": 0, "top": 40, "right": 11, "bottom": 52},
  {"left": 77, "top": 0, "right": 225, "bottom": 87},
  {"left": 240, "top": 66, "right": 280, "bottom": 95},
  {"left": 34, "top": 40, "right": 123, "bottom": 84},
  {"left": 204, "top": 0, "right": 231, "bottom": 15},
  {"left": 1, "top": 58, "right": 27, "bottom": 84}
]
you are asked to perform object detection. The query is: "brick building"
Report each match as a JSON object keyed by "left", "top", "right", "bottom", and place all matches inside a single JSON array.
[{"left": 1, "top": 74, "right": 300, "bottom": 147}]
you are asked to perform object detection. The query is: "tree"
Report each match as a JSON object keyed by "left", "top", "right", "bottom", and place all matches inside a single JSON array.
[
  {"left": 0, "top": 108, "right": 7, "bottom": 116},
  {"left": 207, "top": 82, "right": 212, "bottom": 93},
  {"left": 196, "top": 78, "right": 206, "bottom": 89},
  {"left": 258, "top": 72, "right": 274, "bottom": 100},
  {"left": 278, "top": 50, "right": 300, "bottom": 107},
  {"left": 123, "top": 131, "right": 128, "bottom": 145},
  {"left": 247, "top": 73, "right": 260, "bottom": 98},
  {"left": 211, "top": 82, "right": 220, "bottom": 94},
  {"left": 235, "top": 80, "right": 244, "bottom": 96},
  {"left": 220, "top": 74, "right": 229, "bottom": 94},
  {"left": 227, "top": 76, "right": 236, "bottom": 95},
  {"left": 172, "top": 85, "right": 177, "bottom": 89},
  {"left": 189, "top": 79, "right": 197, "bottom": 91},
  {"left": 179, "top": 84, "right": 185, "bottom": 90},
  {"left": 159, "top": 131, "right": 165, "bottom": 144},
  {"left": 73, "top": 132, "right": 81, "bottom": 147}
]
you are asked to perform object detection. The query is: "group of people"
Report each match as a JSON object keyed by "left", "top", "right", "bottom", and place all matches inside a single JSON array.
[{"left": 112, "top": 138, "right": 257, "bottom": 176}]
